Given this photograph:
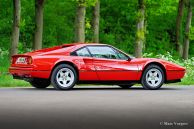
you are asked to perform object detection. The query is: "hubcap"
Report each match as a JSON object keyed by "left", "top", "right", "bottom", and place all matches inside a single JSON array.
[
  {"left": 146, "top": 68, "right": 162, "bottom": 87},
  {"left": 56, "top": 68, "right": 75, "bottom": 88}
]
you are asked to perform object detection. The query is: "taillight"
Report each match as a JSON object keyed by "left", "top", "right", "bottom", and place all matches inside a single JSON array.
[
  {"left": 12, "top": 56, "right": 32, "bottom": 64},
  {"left": 27, "top": 57, "right": 32, "bottom": 64}
]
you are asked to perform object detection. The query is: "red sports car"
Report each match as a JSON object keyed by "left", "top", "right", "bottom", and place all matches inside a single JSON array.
[{"left": 9, "top": 43, "right": 185, "bottom": 90}]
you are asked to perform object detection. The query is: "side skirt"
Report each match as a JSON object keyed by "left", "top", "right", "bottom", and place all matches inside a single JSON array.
[{"left": 77, "top": 80, "right": 140, "bottom": 85}]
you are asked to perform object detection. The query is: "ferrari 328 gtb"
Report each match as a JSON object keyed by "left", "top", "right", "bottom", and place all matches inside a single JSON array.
[{"left": 9, "top": 43, "right": 185, "bottom": 90}]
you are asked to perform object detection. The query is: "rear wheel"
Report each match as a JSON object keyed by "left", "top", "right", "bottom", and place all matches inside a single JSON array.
[
  {"left": 51, "top": 64, "right": 77, "bottom": 90},
  {"left": 141, "top": 65, "right": 164, "bottom": 90},
  {"left": 30, "top": 78, "right": 50, "bottom": 89}
]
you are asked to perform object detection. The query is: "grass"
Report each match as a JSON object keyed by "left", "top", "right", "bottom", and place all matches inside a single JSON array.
[
  {"left": 0, "top": 56, "right": 30, "bottom": 87},
  {"left": 0, "top": 74, "right": 30, "bottom": 87},
  {"left": 179, "top": 75, "right": 194, "bottom": 85}
]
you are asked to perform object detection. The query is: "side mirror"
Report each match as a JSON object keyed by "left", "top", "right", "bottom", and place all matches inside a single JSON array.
[{"left": 127, "top": 57, "right": 131, "bottom": 61}]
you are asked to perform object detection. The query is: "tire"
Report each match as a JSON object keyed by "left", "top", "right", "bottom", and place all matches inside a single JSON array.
[
  {"left": 141, "top": 65, "right": 165, "bottom": 90},
  {"left": 119, "top": 84, "right": 134, "bottom": 89},
  {"left": 51, "top": 64, "right": 77, "bottom": 90},
  {"left": 30, "top": 78, "right": 50, "bottom": 89}
]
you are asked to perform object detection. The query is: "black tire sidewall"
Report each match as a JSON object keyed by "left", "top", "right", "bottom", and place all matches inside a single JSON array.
[
  {"left": 141, "top": 65, "right": 164, "bottom": 90},
  {"left": 51, "top": 64, "right": 77, "bottom": 90}
]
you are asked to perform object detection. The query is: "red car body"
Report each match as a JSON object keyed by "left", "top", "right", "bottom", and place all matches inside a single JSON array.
[{"left": 9, "top": 43, "right": 185, "bottom": 89}]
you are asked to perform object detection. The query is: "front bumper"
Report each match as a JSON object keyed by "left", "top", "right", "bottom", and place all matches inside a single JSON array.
[{"left": 166, "top": 70, "right": 186, "bottom": 81}]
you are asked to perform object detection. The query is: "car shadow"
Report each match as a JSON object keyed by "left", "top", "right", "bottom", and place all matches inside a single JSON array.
[{"left": 16, "top": 86, "right": 181, "bottom": 91}]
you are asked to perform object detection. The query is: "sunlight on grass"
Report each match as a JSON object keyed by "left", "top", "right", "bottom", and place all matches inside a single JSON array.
[{"left": 0, "top": 74, "right": 30, "bottom": 87}]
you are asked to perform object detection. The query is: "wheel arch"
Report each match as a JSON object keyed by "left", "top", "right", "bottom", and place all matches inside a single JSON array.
[
  {"left": 49, "top": 61, "right": 79, "bottom": 80},
  {"left": 141, "top": 62, "right": 167, "bottom": 82}
]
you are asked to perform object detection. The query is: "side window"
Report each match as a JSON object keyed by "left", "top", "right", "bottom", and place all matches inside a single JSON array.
[
  {"left": 113, "top": 49, "right": 129, "bottom": 60},
  {"left": 87, "top": 46, "right": 119, "bottom": 59},
  {"left": 71, "top": 47, "right": 91, "bottom": 57}
]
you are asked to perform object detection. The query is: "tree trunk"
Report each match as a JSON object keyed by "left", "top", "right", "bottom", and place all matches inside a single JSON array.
[
  {"left": 75, "top": 0, "right": 86, "bottom": 42},
  {"left": 183, "top": 1, "right": 192, "bottom": 60},
  {"left": 34, "top": 0, "right": 45, "bottom": 50},
  {"left": 92, "top": 0, "right": 100, "bottom": 43},
  {"left": 135, "top": 0, "right": 145, "bottom": 58},
  {"left": 175, "top": 0, "right": 185, "bottom": 56},
  {"left": 10, "top": 0, "right": 21, "bottom": 57}
]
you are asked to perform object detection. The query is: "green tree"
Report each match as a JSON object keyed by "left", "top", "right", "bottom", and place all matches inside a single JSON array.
[
  {"left": 175, "top": 0, "right": 185, "bottom": 56},
  {"left": 10, "top": 0, "right": 21, "bottom": 57},
  {"left": 34, "top": 0, "right": 45, "bottom": 50},
  {"left": 183, "top": 0, "right": 192, "bottom": 59},
  {"left": 135, "top": 0, "right": 145, "bottom": 58},
  {"left": 75, "top": 0, "right": 86, "bottom": 42},
  {"left": 92, "top": 0, "right": 100, "bottom": 43}
]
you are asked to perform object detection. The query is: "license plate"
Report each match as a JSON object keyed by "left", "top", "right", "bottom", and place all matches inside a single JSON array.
[{"left": 16, "top": 57, "right": 27, "bottom": 64}]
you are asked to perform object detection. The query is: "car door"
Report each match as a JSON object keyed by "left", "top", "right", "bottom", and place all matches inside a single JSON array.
[
  {"left": 87, "top": 45, "right": 139, "bottom": 81},
  {"left": 71, "top": 47, "right": 98, "bottom": 80}
]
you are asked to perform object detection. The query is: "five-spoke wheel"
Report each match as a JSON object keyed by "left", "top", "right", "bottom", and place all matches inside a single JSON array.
[
  {"left": 141, "top": 65, "right": 164, "bottom": 90},
  {"left": 51, "top": 64, "right": 77, "bottom": 90}
]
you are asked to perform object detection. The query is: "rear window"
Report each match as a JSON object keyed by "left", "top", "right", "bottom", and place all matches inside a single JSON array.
[{"left": 71, "top": 47, "right": 91, "bottom": 57}]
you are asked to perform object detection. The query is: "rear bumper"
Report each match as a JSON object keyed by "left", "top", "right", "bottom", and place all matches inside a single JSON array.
[
  {"left": 13, "top": 75, "right": 33, "bottom": 82},
  {"left": 9, "top": 67, "right": 50, "bottom": 79}
]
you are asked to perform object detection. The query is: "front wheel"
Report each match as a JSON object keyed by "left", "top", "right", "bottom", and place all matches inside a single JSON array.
[
  {"left": 30, "top": 78, "right": 50, "bottom": 89},
  {"left": 141, "top": 65, "right": 165, "bottom": 90},
  {"left": 51, "top": 64, "right": 77, "bottom": 90}
]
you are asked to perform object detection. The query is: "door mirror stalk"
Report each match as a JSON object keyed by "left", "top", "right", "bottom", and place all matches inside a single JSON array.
[{"left": 127, "top": 58, "right": 131, "bottom": 61}]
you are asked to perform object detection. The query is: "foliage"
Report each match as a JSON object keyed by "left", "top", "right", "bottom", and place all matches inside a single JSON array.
[
  {"left": 0, "top": 48, "right": 8, "bottom": 60},
  {"left": 0, "top": 0, "right": 193, "bottom": 56},
  {"left": 0, "top": 1, "right": 12, "bottom": 50},
  {"left": 0, "top": 49, "right": 9, "bottom": 73},
  {"left": 190, "top": 26, "right": 194, "bottom": 40},
  {"left": 72, "top": 0, "right": 97, "bottom": 7}
]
